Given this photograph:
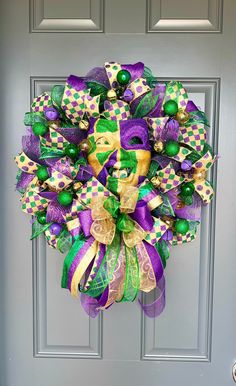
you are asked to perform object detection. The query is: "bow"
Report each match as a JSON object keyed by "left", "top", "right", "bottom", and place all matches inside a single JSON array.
[
  {"left": 61, "top": 75, "right": 100, "bottom": 124},
  {"left": 60, "top": 177, "right": 169, "bottom": 310},
  {"left": 162, "top": 81, "right": 209, "bottom": 128},
  {"left": 90, "top": 187, "right": 146, "bottom": 248},
  {"left": 20, "top": 176, "right": 49, "bottom": 215},
  {"left": 162, "top": 81, "right": 189, "bottom": 112},
  {"left": 181, "top": 150, "right": 215, "bottom": 204},
  {"left": 104, "top": 61, "right": 151, "bottom": 103},
  {"left": 151, "top": 163, "right": 184, "bottom": 193},
  {"left": 15, "top": 151, "right": 80, "bottom": 194}
]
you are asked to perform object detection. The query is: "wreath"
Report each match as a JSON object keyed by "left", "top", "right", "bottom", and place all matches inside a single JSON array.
[{"left": 15, "top": 62, "right": 216, "bottom": 318}]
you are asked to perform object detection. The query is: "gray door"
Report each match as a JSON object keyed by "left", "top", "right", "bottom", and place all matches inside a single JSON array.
[{"left": 1, "top": 0, "right": 235, "bottom": 385}]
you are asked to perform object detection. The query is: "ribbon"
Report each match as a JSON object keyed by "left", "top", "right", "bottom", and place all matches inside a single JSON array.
[
  {"left": 20, "top": 177, "right": 49, "bottom": 215},
  {"left": 89, "top": 186, "right": 147, "bottom": 248},
  {"left": 181, "top": 150, "right": 215, "bottom": 204},
  {"left": 61, "top": 75, "right": 100, "bottom": 124},
  {"left": 102, "top": 99, "right": 131, "bottom": 120},
  {"left": 15, "top": 152, "right": 81, "bottom": 194},
  {"left": 104, "top": 62, "right": 151, "bottom": 102},
  {"left": 152, "top": 163, "right": 184, "bottom": 193},
  {"left": 162, "top": 81, "right": 189, "bottom": 112},
  {"left": 178, "top": 123, "right": 206, "bottom": 153},
  {"left": 31, "top": 92, "right": 53, "bottom": 113},
  {"left": 60, "top": 179, "right": 168, "bottom": 311}
]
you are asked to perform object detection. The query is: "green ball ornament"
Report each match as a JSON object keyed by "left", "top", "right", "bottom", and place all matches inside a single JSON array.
[
  {"left": 36, "top": 166, "right": 49, "bottom": 181},
  {"left": 65, "top": 143, "right": 79, "bottom": 160},
  {"left": 32, "top": 122, "right": 48, "bottom": 136},
  {"left": 183, "top": 195, "right": 193, "bottom": 206},
  {"left": 175, "top": 219, "right": 189, "bottom": 235},
  {"left": 117, "top": 70, "right": 131, "bottom": 86},
  {"left": 180, "top": 182, "right": 195, "bottom": 197},
  {"left": 163, "top": 100, "right": 178, "bottom": 116},
  {"left": 165, "top": 140, "right": 180, "bottom": 157},
  {"left": 37, "top": 211, "right": 47, "bottom": 225},
  {"left": 57, "top": 191, "right": 73, "bottom": 206}
]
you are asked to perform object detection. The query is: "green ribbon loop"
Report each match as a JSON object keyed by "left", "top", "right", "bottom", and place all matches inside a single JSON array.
[
  {"left": 39, "top": 145, "right": 65, "bottom": 159},
  {"left": 80, "top": 231, "right": 121, "bottom": 298},
  {"left": 120, "top": 245, "right": 140, "bottom": 302},
  {"left": 103, "top": 196, "right": 120, "bottom": 218},
  {"left": 103, "top": 197, "right": 135, "bottom": 234},
  {"left": 61, "top": 234, "right": 86, "bottom": 289},
  {"left": 116, "top": 213, "right": 135, "bottom": 233},
  {"left": 30, "top": 221, "right": 52, "bottom": 240}
]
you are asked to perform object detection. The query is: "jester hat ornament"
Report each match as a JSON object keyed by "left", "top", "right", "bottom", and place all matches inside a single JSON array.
[{"left": 15, "top": 61, "right": 217, "bottom": 318}]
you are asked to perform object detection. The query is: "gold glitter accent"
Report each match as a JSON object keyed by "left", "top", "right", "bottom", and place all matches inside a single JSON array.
[
  {"left": 79, "top": 139, "right": 91, "bottom": 153},
  {"left": 107, "top": 89, "right": 117, "bottom": 101},
  {"left": 73, "top": 181, "right": 83, "bottom": 192},
  {"left": 193, "top": 169, "right": 207, "bottom": 181},
  {"left": 78, "top": 120, "right": 90, "bottom": 131},
  {"left": 153, "top": 140, "right": 164, "bottom": 153},
  {"left": 176, "top": 109, "right": 190, "bottom": 124},
  {"left": 150, "top": 176, "right": 161, "bottom": 188}
]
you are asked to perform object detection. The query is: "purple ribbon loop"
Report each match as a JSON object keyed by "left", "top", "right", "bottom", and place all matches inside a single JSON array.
[
  {"left": 131, "top": 200, "right": 154, "bottom": 231},
  {"left": 78, "top": 209, "right": 93, "bottom": 237}
]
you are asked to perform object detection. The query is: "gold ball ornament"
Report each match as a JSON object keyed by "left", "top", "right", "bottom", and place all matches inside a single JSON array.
[
  {"left": 176, "top": 199, "right": 186, "bottom": 209},
  {"left": 176, "top": 109, "right": 190, "bottom": 125},
  {"left": 153, "top": 141, "right": 164, "bottom": 153},
  {"left": 72, "top": 181, "right": 83, "bottom": 192},
  {"left": 107, "top": 89, "right": 117, "bottom": 101},
  {"left": 78, "top": 120, "right": 90, "bottom": 131},
  {"left": 151, "top": 176, "right": 161, "bottom": 188},
  {"left": 193, "top": 169, "right": 206, "bottom": 181},
  {"left": 162, "top": 216, "right": 174, "bottom": 229},
  {"left": 79, "top": 139, "right": 91, "bottom": 153}
]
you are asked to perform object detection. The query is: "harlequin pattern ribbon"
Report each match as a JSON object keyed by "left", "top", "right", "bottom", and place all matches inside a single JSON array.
[
  {"left": 61, "top": 75, "right": 100, "bottom": 124},
  {"left": 162, "top": 81, "right": 189, "bottom": 111},
  {"left": 155, "top": 163, "right": 184, "bottom": 193},
  {"left": 182, "top": 151, "right": 215, "bottom": 204}
]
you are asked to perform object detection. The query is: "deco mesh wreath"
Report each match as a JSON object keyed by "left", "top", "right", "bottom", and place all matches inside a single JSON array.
[{"left": 15, "top": 62, "right": 216, "bottom": 318}]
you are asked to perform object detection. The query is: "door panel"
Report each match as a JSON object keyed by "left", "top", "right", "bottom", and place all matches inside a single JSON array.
[{"left": 1, "top": 0, "right": 235, "bottom": 385}]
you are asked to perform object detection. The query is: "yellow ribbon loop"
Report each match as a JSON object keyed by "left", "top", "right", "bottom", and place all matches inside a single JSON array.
[
  {"left": 90, "top": 186, "right": 146, "bottom": 247},
  {"left": 123, "top": 222, "right": 147, "bottom": 248},
  {"left": 120, "top": 186, "right": 139, "bottom": 213},
  {"left": 90, "top": 218, "right": 116, "bottom": 245}
]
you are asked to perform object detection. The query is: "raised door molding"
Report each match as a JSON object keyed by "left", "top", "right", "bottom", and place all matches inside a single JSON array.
[
  {"left": 141, "top": 78, "right": 220, "bottom": 362},
  {"left": 147, "top": 0, "right": 223, "bottom": 33},
  {"left": 30, "top": 0, "right": 104, "bottom": 33}
]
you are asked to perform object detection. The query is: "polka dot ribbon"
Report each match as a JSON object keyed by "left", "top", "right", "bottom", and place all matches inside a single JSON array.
[{"left": 104, "top": 62, "right": 151, "bottom": 102}]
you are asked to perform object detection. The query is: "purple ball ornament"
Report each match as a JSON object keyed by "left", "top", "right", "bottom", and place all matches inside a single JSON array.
[
  {"left": 123, "top": 89, "right": 134, "bottom": 102},
  {"left": 44, "top": 107, "right": 59, "bottom": 121},
  {"left": 49, "top": 223, "right": 63, "bottom": 236},
  {"left": 181, "top": 159, "right": 193, "bottom": 171}
]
